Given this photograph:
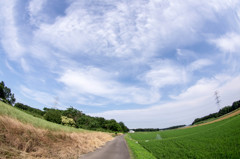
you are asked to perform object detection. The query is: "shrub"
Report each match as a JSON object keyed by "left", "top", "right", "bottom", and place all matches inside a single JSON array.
[
  {"left": 61, "top": 116, "right": 76, "bottom": 127},
  {"left": 44, "top": 109, "right": 62, "bottom": 124}
]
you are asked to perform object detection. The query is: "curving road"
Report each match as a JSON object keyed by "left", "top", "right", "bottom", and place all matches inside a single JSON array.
[{"left": 80, "top": 135, "right": 130, "bottom": 159}]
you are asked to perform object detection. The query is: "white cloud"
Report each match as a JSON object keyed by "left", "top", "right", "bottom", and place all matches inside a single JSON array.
[
  {"left": 143, "top": 60, "right": 187, "bottom": 88},
  {"left": 211, "top": 32, "right": 240, "bottom": 53},
  {"left": 1, "top": 0, "right": 240, "bottom": 129},
  {"left": 91, "top": 74, "right": 240, "bottom": 128},
  {"left": 28, "top": 0, "right": 46, "bottom": 16},
  {"left": 20, "top": 85, "right": 55, "bottom": 107},
  {"left": 20, "top": 58, "right": 31, "bottom": 72},
  {"left": 0, "top": 0, "right": 25, "bottom": 60},
  {"left": 58, "top": 67, "right": 161, "bottom": 105},
  {"left": 28, "top": 0, "right": 50, "bottom": 26},
  {"left": 33, "top": 0, "right": 218, "bottom": 58},
  {"left": 188, "top": 59, "right": 213, "bottom": 71},
  {"left": 5, "top": 61, "right": 15, "bottom": 72}
]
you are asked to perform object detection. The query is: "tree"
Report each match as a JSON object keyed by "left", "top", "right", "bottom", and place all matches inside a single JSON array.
[
  {"left": 105, "top": 119, "right": 122, "bottom": 132},
  {"left": 15, "top": 102, "right": 45, "bottom": 116},
  {"left": 62, "top": 107, "right": 82, "bottom": 122},
  {"left": 44, "top": 109, "right": 62, "bottom": 124},
  {"left": 0, "top": 81, "right": 16, "bottom": 105},
  {"left": 119, "top": 122, "right": 129, "bottom": 132}
]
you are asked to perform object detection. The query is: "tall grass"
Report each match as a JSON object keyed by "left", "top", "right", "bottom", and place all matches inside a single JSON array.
[
  {"left": 0, "top": 115, "right": 113, "bottom": 159},
  {"left": 0, "top": 101, "right": 113, "bottom": 158},
  {"left": 0, "top": 101, "right": 84, "bottom": 132}
]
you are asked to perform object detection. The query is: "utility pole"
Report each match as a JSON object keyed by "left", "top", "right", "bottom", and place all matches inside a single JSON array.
[{"left": 214, "top": 91, "right": 221, "bottom": 111}]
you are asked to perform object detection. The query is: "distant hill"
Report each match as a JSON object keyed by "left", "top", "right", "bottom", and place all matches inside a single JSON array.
[{"left": 192, "top": 100, "right": 240, "bottom": 125}]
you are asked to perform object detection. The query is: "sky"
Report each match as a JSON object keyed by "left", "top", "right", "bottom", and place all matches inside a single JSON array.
[{"left": 0, "top": 0, "right": 240, "bottom": 129}]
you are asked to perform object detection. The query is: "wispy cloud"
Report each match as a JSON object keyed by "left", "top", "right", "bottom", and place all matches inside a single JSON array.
[
  {"left": 188, "top": 59, "right": 213, "bottom": 72},
  {"left": 28, "top": 0, "right": 47, "bottom": 25},
  {"left": 143, "top": 60, "right": 188, "bottom": 88},
  {"left": 20, "top": 85, "right": 55, "bottom": 107},
  {"left": 91, "top": 74, "right": 240, "bottom": 128},
  {"left": 211, "top": 32, "right": 240, "bottom": 54},
  {"left": 58, "top": 67, "right": 161, "bottom": 105},
  {"left": 5, "top": 61, "right": 16, "bottom": 73},
  {"left": 20, "top": 58, "right": 31, "bottom": 72},
  {"left": 0, "top": 0, "right": 240, "bottom": 127},
  {"left": 0, "top": 0, "right": 25, "bottom": 60}
]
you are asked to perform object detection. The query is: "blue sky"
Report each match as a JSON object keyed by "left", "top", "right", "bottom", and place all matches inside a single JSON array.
[{"left": 0, "top": 0, "right": 240, "bottom": 128}]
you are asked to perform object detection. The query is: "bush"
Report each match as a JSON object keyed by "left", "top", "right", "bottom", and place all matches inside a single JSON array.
[
  {"left": 61, "top": 116, "right": 76, "bottom": 127},
  {"left": 44, "top": 109, "right": 62, "bottom": 124}
]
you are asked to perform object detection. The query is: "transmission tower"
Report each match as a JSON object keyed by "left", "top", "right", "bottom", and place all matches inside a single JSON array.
[
  {"left": 53, "top": 97, "right": 59, "bottom": 109},
  {"left": 214, "top": 91, "right": 221, "bottom": 110}
]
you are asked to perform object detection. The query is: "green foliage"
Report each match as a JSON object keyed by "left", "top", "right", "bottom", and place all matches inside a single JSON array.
[
  {"left": 62, "top": 107, "right": 82, "bottom": 121},
  {"left": 129, "top": 114, "right": 240, "bottom": 159},
  {"left": 61, "top": 116, "right": 76, "bottom": 127},
  {"left": 192, "top": 100, "right": 240, "bottom": 125},
  {"left": 105, "top": 119, "right": 122, "bottom": 132},
  {"left": 125, "top": 135, "right": 156, "bottom": 159},
  {"left": 14, "top": 102, "right": 45, "bottom": 117},
  {"left": 132, "top": 125, "right": 186, "bottom": 132},
  {"left": 44, "top": 109, "right": 62, "bottom": 124},
  {"left": 0, "top": 101, "right": 84, "bottom": 132},
  {"left": 0, "top": 81, "right": 16, "bottom": 105},
  {"left": 119, "top": 122, "right": 129, "bottom": 132}
]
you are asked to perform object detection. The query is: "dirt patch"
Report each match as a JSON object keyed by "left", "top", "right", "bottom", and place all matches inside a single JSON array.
[{"left": 0, "top": 115, "right": 113, "bottom": 159}]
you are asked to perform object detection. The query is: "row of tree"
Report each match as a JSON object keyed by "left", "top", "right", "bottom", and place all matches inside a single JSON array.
[
  {"left": 14, "top": 103, "right": 129, "bottom": 132},
  {"left": 0, "top": 81, "right": 16, "bottom": 105},
  {"left": 192, "top": 100, "right": 240, "bottom": 125},
  {"left": 132, "top": 125, "right": 186, "bottom": 132},
  {"left": 0, "top": 81, "right": 128, "bottom": 133}
]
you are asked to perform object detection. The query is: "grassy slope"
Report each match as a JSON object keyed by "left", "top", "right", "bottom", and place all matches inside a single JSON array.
[
  {"left": 129, "top": 114, "right": 240, "bottom": 159},
  {"left": 0, "top": 101, "right": 85, "bottom": 132},
  {"left": 192, "top": 107, "right": 240, "bottom": 126},
  {"left": 0, "top": 102, "right": 113, "bottom": 159}
]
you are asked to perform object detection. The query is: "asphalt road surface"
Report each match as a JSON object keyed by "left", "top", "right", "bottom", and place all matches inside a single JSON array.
[{"left": 80, "top": 135, "right": 130, "bottom": 159}]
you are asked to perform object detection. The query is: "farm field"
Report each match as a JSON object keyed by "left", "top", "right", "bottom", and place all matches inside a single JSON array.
[{"left": 128, "top": 114, "right": 240, "bottom": 159}]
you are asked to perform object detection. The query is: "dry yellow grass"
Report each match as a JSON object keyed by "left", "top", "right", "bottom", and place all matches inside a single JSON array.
[{"left": 0, "top": 115, "right": 113, "bottom": 159}]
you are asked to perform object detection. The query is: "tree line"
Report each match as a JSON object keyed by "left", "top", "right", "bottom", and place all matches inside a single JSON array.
[
  {"left": 14, "top": 103, "right": 129, "bottom": 132},
  {"left": 0, "top": 81, "right": 128, "bottom": 133},
  {"left": 192, "top": 100, "right": 240, "bottom": 125},
  {"left": 132, "top": 125, "right": 186, "bottom": 132}
]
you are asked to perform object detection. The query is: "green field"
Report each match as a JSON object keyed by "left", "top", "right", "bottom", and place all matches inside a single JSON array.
[{"left": 127, "top": 114, "right": 240, "bottom": 159}]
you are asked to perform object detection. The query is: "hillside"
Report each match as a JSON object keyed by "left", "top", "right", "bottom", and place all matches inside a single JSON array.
[
  {"left": 188, "top": 107, "right": 240, "bottom": 128},
  {"left": 0, "top": 102, "right": 113, "bottom": 159}
]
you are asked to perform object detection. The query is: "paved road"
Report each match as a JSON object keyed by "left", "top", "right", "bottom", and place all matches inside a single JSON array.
[{"left": 80, "top": 135, "right": 130, "bottom": 159}]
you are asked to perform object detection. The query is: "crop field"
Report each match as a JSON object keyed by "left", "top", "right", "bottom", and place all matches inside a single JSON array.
[{"left": 128, "top": 114, "right": 240, "bottom": 159}]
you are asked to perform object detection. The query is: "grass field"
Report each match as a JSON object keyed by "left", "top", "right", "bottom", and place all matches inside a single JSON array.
[
  {"left": 125, "top": 135, "right": 156, "bottom": 159},
  {"left": 127, "top": 114, "right": 240, "bottom": 159},
  {"left": 0, "top": 101, "right": 85, "bottom": 132},
  {"left": 0, "top": 102, "right": 113, "bottom": 159}
]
